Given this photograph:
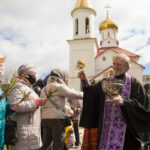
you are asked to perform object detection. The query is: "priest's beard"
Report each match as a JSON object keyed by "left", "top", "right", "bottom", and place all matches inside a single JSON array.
[{"left": 114, "top": 69, "right": 126, "bottom": 76}]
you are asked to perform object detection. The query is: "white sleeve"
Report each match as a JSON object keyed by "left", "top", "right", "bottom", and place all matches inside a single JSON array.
[{"left": 57, "top": 84, "right": 83, "bottom": 100}]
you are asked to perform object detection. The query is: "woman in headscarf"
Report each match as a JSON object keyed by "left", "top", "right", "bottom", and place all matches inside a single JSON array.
[
  {"left": 7, "top": 64, "right": 47, "bottom": 150},
  {"left": 40, "top": 69, "right": 83, "bottom": 150}
]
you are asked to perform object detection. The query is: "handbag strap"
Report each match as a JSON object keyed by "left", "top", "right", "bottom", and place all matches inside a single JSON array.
[{"left": 44, "top": 87, "right": 66, "bottom": 118}]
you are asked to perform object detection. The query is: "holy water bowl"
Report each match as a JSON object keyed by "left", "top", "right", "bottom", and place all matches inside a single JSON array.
[{"left": 102, "top": 78, "right": 124, "bottom": 102}]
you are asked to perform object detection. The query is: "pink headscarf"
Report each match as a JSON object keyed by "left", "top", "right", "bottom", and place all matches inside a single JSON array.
[{"left": 18, "top": 64, "right": 36, "bottom": 76}]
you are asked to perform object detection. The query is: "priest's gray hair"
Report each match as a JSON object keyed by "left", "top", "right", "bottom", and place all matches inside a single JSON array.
[{"left": 113, "top": 53, "right": 131, "bottom": 69}]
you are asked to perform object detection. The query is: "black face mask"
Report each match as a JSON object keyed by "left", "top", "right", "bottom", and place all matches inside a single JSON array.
[{"left": 27, "top": 75, "right": 36, "bottom": 85}]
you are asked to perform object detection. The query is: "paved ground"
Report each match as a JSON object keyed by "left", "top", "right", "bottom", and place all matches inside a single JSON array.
[{"left": 70, "top": 128, "right": 84, "bottom": 150}]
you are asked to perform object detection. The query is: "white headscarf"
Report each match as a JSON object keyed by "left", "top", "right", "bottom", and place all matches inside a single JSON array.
[{"left": 18, "top": 64, "right": 36, "bottom": 76}]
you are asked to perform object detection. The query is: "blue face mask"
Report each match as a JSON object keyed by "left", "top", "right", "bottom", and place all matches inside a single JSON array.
[{"left": 27, "top": 75, "right": 36, "bottom": 85}]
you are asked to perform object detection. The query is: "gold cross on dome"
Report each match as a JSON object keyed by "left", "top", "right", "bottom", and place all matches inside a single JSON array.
[
  {"left": 104, "top": 4, "right": 111, "bottom": 18},
  {"left": 105, "top": 3, "right": 111, "bottom": 11}
]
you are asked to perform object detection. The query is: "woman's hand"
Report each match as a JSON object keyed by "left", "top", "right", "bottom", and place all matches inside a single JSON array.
[
  {"left": 38, "top": 98, "right": 47, "bottom": 106},
  {"left": 10, "top": 102, "right": 20, "bottom": 111}
]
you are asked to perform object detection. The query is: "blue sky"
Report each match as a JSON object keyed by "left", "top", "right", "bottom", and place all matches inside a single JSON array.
[
  {"left": 143, "top": 63, "right": 150, "bottom": 75},
  {"left": 0, "top": 0, "right": 150, "bottom": 79}
]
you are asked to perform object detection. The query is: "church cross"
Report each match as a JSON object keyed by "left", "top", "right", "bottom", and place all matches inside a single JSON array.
[
  {"left": 104, "top": 4, "right": 111, "bottom": 18},
  {"left": 104, "top": 4, "right": 111, "bottom": 10}
]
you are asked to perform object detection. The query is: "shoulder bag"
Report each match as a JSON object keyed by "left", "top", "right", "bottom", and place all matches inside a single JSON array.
[
  {"left": 5, "top": 116, "right": 17, "bottom": 145},
  {"left": 44, "top": 87, "right": 71, "bottom": 127}
]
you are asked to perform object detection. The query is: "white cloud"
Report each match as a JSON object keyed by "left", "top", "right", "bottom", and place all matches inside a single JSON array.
[
  {"left": 0, "top": 0, "right": 150, "bottom": 78},
  {"left": 137, "top": 45, "right": 150, "bottom": 64},
  {"left": 119, "top": 34, "right": 148, "bottom": 52}
]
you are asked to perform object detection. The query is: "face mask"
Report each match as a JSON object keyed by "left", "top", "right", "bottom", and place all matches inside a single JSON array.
[{"left": 27, "top": 74, "right": 36, "bottom": 85}]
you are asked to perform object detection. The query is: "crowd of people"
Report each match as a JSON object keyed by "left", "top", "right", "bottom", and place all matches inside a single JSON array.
[
  {"left": 0, "top": 53, "right": 150, "bottom": 150},
  {"left": 0, "top": 65, "right": 83, "bottom": 150}
]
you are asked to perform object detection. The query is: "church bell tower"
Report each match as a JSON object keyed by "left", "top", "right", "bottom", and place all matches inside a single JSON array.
[
  {"left": 67, "top": 0, "right": 98, "bottom": 90},
  {"left": 71, "top": 0, "right": 96, "bottom": 39}
]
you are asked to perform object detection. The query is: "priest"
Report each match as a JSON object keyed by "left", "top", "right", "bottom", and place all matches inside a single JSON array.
[{"left": 78, "top": 53, "right": 150, "bottom": 150}]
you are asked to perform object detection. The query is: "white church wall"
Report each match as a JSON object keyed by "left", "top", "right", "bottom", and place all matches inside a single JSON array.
[
  {"left": 128, "top": 62, "right": 144, "bottom": 84},
  {"left": 68, "top": 39, "right": 97, "bottom": 91},
  {"left": 100, "top": 29, "right": 118, "bottom": 47},
  {"left": 69, "top": 40, "right": 96, "bottom": 77},
  {"left": 68, "top": 78, "right": 81, "bottom": 91},
  {"left": 68, "top": 76, "right": 92, "bottom": 91},
  {"left": 102, "top": 40, "right": 117, "bottom": 47},
  {"left": 103, "top": 29, "right": 115, "bottom": 40},
  {"left": 95, "top": 50, "right": 116, "bottom": 75}
]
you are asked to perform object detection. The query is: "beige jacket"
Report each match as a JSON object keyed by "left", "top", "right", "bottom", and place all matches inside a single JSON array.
[
  {"left": 7, "top": 81, "right": 42, "bottom": 150},
  {"left": 40, "top": 76, "right": 83, "bottom": 119}
]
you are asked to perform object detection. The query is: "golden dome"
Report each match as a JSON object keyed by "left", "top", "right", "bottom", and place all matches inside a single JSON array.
[
  {"left": 71, "top": 0, "right": 96, "bottom": 16},
  {"left": 99, "top": 13, "right": 118, "bottom": 31}
]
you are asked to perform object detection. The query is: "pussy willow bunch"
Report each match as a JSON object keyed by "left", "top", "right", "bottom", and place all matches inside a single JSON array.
[
  {"left": 47, "top": 88, "right": 59, "bottom": 99},
  {"left": 0, "top": 73, "right": 30, "bottom": 103},
  {"left": 2, "top": 74, "right": 19, "bottom": 98}
]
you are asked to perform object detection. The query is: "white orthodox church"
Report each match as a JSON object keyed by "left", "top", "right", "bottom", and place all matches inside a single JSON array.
[{"left": 67, "top": 0, "right": 144, "bottom": 90}]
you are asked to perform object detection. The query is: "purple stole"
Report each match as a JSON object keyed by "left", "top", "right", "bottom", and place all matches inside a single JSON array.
[{"left": 99, "top": 74, "right": 131, "bottom": 150}]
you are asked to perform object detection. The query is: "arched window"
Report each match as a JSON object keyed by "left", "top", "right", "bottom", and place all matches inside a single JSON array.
[
  {"left": 114, "top": 31, "right": 116, "bottom": 40},
  {"left": 108, "top": 31, "right": 110, "bottom": 37},
  {"left": 102, "top": 56, "right": 106, "bottom": 61},
  {"left": 75, "top": 19, "right": 78, "bottom": 35},
  {"left": 85, "top": 18, "right": 90, "bottom": 34}
]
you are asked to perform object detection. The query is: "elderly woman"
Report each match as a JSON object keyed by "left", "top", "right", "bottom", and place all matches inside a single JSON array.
[
  {"left": 0, "top": 81, "right": 19, "bottom": 150},
  {"left": 40, "top": 69, "right": 83, "bottom": 150},
  {"left": 7, "top": 64, "right": 47, "bottom": 150}
]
